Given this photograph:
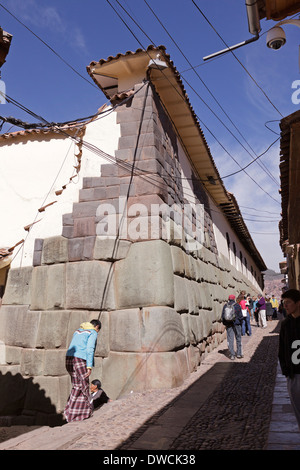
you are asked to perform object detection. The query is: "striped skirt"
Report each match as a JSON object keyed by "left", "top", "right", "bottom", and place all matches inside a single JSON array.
[{"left": 64, "top": 356, "right": 93, "bottom": 423}]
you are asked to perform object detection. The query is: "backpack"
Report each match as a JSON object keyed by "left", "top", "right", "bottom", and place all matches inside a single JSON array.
[{"left": 223, "top": 302, "right": 236, "bottom": 322}]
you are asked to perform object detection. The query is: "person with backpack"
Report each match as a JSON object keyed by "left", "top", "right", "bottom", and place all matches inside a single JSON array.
[{"left": 222, "top": 294, "right": 244, "bottom": 360}]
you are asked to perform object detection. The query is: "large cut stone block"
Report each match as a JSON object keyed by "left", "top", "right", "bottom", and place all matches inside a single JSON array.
[
  {"left": 4, "top": 345, "right": 21, "bottom": 365},
  {"left": 24, "top": 375, "right": 67, "bottom": 415},
  {"left": 109, "top": 307, "right": 185, "bottom": 353},
  {"left": 95, "top": 311, "right": 109, "bottom": 358},
  {"left": 0, "top": 367, "right": 28, "bottom": 415},
  {"left": 180, "top": 313, "right": 190, "bottom": 346},
  {"left": 0, "top": 340, "right": 5, "bottom": 364},
  {"left": 65, "top": 261, "right": 115, "bottom": 310},
  {"left": 68, "top": 236, "right": 95, "bottom": 261},
  {"left": 186, "top": 280, "right": 200, "bottom": 314},
  {"left": 93, "top": 237, "right": 131, "bottom": 261},
  {"left": 89, "top": 357, "right": 104, "bottom": 392},
  {"left": 44, "top": 349, "right": 67, "bottom": 376},
  {"left": 0, "top": 305, "right": 26, "bottom": 343},
  {"left": 102, "top": 352, "right": 147, "bottom": 399},
  {"left": 109, "top": 308, "right": 141, "bottom": 352},
  {"left": 21, "top": 349, "right": 45, "bottom": 376},
  {"left": 170, "top": 246, "right": 185, "bottom": 276},
  {"left": 30, "top": 264, "right": 66, "bottom": 310},
  {"left": 102, "top": 348, "right": 190, "bottom": 399},
  {"left": 0, "top": 305, "right": 40, "bottom": 348},
  {"left": 2, "top": 266, "right": 33, "bottom": 305},
  {"left": 200, "top": 309, "right": 213, "bottom": 339},
  {"left": 141, "top": 307, "right": 185, "bottom": 352},
  {"left": 114, "top": 240, "right": 174, "bottom": 309},
  {"left": 41, "top": 236, "right": 68, "bottom": 265},
  {"left": 174, "top": 276, "right": 188, "bottom": 313},
  {"left": 36, "top": 310, "right": 71, "bottom": 349}
]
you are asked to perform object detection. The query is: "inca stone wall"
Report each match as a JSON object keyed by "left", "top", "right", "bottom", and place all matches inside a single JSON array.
[{"left": 0, "top": 82, "right": 260, "bottom": 424}]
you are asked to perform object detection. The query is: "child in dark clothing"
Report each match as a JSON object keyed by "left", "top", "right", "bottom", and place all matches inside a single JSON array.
[{"left": 89, "top": 379, "right": 110, "bottom": 411}]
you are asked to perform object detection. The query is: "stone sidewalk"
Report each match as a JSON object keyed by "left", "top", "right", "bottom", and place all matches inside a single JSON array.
[{"left": 0, "top": 318, "right": 299, "bottom": 451}]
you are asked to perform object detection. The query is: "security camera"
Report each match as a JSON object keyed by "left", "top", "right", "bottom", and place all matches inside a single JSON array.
[{"left": 266, "top": 26, "right": 286, "bottom": 49}]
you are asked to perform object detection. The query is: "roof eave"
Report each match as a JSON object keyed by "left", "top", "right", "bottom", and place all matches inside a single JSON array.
[{"left": 88, "top": 46, "right": 266, "bottom": 271}]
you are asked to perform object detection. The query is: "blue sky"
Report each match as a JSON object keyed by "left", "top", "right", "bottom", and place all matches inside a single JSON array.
[{"left": 0, "top": 0, "right": 299, "bottom": 272}]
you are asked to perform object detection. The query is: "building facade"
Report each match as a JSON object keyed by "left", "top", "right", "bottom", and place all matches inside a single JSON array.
[
  {"left": 0, "top": 46, "right": 266, "bottom": 424},
  {"left": 279, "top": 110, "right": 300, "bottom": 289}
]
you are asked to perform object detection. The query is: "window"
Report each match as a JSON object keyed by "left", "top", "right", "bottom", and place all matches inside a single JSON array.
[{"left": 226, "top": 232, "right": 230, "bottom": 248}]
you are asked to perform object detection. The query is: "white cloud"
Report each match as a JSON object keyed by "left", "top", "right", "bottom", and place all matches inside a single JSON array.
[{"left": 6, "top": 0, "right": 88, "bottom": 54}]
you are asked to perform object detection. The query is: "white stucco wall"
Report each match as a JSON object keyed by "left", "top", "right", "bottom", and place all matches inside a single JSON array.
[
  {"left": 177, "top": 138, "right": 262, "bottom": 291},
  {"left": 0, "top": 100, "right": 263, "bottom": 290},
  {"left": 0, "top": 107, "right": 120, "bottom": 267},
  {"left": 209, "top": 197, "right": 262, "bottom": 290}
]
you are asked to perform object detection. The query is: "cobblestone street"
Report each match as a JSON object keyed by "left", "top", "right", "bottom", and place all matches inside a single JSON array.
[
  {"left": 1, "top": 318, "right": 299, "bottom": 451},
  {"left": 119, "top": 321, "right": 280, "bottom": 450}
]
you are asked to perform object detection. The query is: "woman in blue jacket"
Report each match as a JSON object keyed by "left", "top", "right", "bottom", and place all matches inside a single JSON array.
[{"left": 64, "top": 319, "right": 101, "bottom": 423}]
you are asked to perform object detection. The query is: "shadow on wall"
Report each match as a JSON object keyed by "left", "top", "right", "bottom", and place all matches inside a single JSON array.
[{"left": 0, "top": 371, "right": 65, "bottom": 428}]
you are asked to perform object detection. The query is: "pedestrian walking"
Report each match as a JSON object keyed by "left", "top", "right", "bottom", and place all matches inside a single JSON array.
[
  {"left": 239, "top": 293, "right": 252, "bottom": 336},
  {"left": 278, "top": 289, "right": 300, "bottom": 430},
  {"left": 221, "top": 294, "right": 244, "bottom": 360},
  {"left": 247, "top": 294, "right": 254, "bottom": 320},
  {"left": 279, "top": 299, "right": 287, "bottom": 318},
  {"left": 253, "top": 296, "right": 259, "bottom": 326},
  {"left": 270, "top": 294, "right": 279, "bottom": 319},
  {"left": 266, "top": 297, "right": 273, "bottom": 321},
  {"left": 257, "top": 294, "right": 267, "bottom": 328},
  {"left": 64, "top": 319, "right": 101, "bottom": 423}
]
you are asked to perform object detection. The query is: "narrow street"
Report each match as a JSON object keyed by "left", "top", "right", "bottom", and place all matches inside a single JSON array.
[{"left": 1, "top": 317, "right": 299, "bottom": 451}]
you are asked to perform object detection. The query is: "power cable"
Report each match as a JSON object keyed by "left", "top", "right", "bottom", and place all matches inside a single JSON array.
[
  {"left": 0, "top": 55, "right": 281, "bottom": 226},
  {"left": 142, "top": 0, "right": 279, "bottom": 186},
  {"left": 11, "top": 135, "right": 78, "bottom": 264},
  {"left": 239, "top": 205, "right": 280, "bottom": 215},
  {"left": 106, "top": 0, "right": 281, "bottom": 204},
  {"left": 265, "top": 120, "right": 281, "bottom": 136},
  {"left": 0, "top": 81, "right": 146, "bottom": 131},
  {"left": 220, "top": 137, "right": 280, "bottom": 179},
  {"left": 1, "top": 0, "right": 281, "bottom": 199},
  {"left": 1, "top": 80, "right": 281, "bottom": 209},
  {"left": 250, "top": 232, "right": 279, "bottom": 235},
  {"left": 0, "top": 2, "right": 100, "bottom": 90},
  {"left": 0, "top": 94, "right": 280, "bottom": 188},
  {"left": 191, "top": 0, "right": 284, "bottom": 117}
]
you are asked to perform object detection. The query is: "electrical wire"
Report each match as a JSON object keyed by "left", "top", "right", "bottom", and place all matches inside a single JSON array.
[
  {"left": 0, "top": 35, "right": 281, "bottom": 239},
  {"left": 106, "top": 0, "right": 281, "bottom": 204},
  {"left": 250, "top": 232, "right": 279, "bottom": 235},
  {"left": 265, "top": 120, "right": 281, "bottom": 136},
  {"left": 1, "top": 0, "right": 281, "bottom": 204},
  {"left": 142, "top": 0, "right": 279, "bottom": 186},
  {"left": 0, "top": 92, "right": 281, "bottom": 193},
  {"left": 5, "top": 98, "right": 280, "bottom": 267},
  {"left": 0, "top": 77, "right": 281, "bottom": 211},
  {"left": 220, "top": 137, "right": 280, "bottom": 179},
  {"left": 191, "top": 0, "right": 284, "bottom": 118},
  {"left": 1, "top": 0, "right": 281, "bottom": 200},
  {"left": 11, "top": 135, "right": 78, "bottom": 264},
  {"left": 0, "top": 81, "right": 146, "bottom": 131},
  {"left": 239, "top": 205, "right": 280, "bottom": 214},
  {"left": 0, "top": 2, "right": 100, "bottom": 91}
]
